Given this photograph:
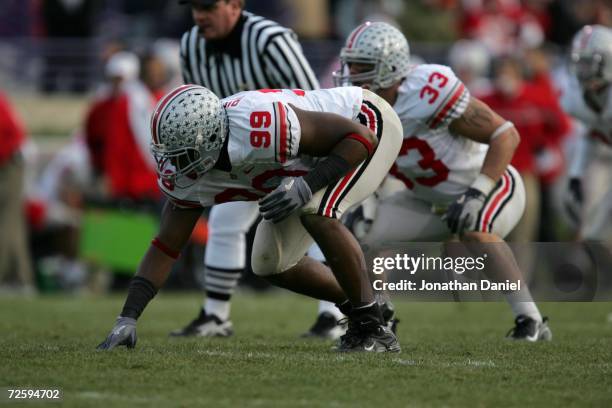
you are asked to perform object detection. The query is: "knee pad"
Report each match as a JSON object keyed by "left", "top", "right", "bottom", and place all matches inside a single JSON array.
[
  {"left": 251, "top": 243, "right": 284, "bottom": 277},
  {"left": 251, "top": 217, "right": 309, "bottom": 277},
  {"left": 251, "top": 221, "right": 283, "bottom": 277}
]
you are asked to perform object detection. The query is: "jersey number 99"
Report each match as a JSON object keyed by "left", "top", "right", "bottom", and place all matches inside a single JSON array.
[{"left": 250, "top": 111, "right": 271, "bottom": 147}]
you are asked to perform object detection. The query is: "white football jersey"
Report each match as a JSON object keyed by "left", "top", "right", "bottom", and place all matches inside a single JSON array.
[
  {"left": 389, "top": 64, "right": 487, "bottom": 204},
  {"left": 560, "top": 75, "right": 612, "bottom": 146},
  {"left": 159, "top": 87, "right": 364, "bottom": 207}
]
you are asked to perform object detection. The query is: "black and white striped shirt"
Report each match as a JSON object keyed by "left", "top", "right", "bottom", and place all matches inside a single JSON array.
[{"left": 179, "top": 11, "right": 319, "bottom": 98}]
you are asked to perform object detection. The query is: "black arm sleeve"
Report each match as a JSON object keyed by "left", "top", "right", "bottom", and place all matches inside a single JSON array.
[
  {"left": 303, "top": 153, "right": 351, "bottom": 193},
  {"left": 120, "top": 276, "right": 158, "bottom": 320}
]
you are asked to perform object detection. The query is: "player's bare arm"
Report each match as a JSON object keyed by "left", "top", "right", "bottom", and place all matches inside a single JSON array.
[
  {"left": 136, "top": 202, "right": 203, "bottom": 288},
  {"left": 96, "top": 202, "right": 202, "bottom": 350},
  {"left": 293, "top": 105, "right": 377, "bottom": 162},
  {"left": 449, "top": 97, "right": 520, "bottom": 185},
  {"left": 445, "top": 98, "right": 519, "bottom": 234}
]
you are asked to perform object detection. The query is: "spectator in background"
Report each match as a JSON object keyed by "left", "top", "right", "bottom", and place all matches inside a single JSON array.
[
  {"left": 27, "top": 132, "right": 91, "bottom": 292},
  {"left": 0, "top": 91, "right": 34, "bottom": 293},
  {"left": 85, "top": 51, "right": 140, "bottom": 188},
  {"left": 25, "top": 53, "right": 141, "bottom": 292},
  {"left": 481, "top": 56, "right": 570, "bottom": 244},
  {"left": 523, "top": 45, "right": 571, "bottom": 241},
  {"left": 457, "top": 0, "right": 545, "bottom": 55},
  {"left": 448, "top": 39, "right": 492, "bottom": 97},
  {"left": 102, "top": 51, "right": 169, "bottom": 203}
]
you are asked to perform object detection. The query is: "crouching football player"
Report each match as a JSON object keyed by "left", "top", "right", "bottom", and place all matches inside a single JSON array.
[
  {"left": 334, "top": 22, "right": 551, "bottom": 341},
  {"left": 96, "top": 84, "right": 403, "bottom": 352}
]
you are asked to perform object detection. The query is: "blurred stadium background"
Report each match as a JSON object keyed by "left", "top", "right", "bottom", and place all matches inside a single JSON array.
[{"left": 1, "top": 0, "right": 610, "bottom": 295}]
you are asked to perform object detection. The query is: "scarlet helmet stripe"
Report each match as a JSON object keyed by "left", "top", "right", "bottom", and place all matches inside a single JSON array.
[
  {"left": 579, "top": 25, "right": 594, "bottom": 51},
  {"left": 346, "top": 22, "right": 370, "bottom": 49},
  {"left": 151, "top": 84, "right": 200, "bottom": 144}
]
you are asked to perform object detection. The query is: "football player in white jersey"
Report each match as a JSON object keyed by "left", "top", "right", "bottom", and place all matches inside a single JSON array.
[
  {"left": 561, "top": 25, "right": 612, "bottom": 241},
  {"left": 96, "top": 83, "right": 404, "bottom": 352},
  {"left": 333, "top": 22, "right": 551, "bottom": 341}
]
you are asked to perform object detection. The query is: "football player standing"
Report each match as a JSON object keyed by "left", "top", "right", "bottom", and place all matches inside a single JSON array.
[{"left": 562, "top": 25, "right": 612, "bottom": 243}]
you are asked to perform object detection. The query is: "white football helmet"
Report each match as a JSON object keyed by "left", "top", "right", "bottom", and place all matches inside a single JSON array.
[
  {"left": 570, "top": 25, "right": 612, "bottom": 90},
  {"left": 150, "top": 84, "right": 227, "bottom": 187},
  {"left": 333, "top": 22, "right": 411, "bottom": 90}
]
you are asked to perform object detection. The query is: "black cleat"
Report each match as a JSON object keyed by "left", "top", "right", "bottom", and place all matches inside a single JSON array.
[
  {"left": 169, "top": 309, "right": 233, "bottom": 337},
  {"left": 380, "top": 301, "right": 399, "bottom": 334},
  {"left": 335, "top": 321, "right": 400, "bottom": 353},
  {"left": 335, "top": 303, "right": 400, "bottom": 353},
  {"left": 506, "top": 315, "right": 552, "bottom": 342},
  {"left": 302, "top": 312, "right": 347, "bottom": 340}
]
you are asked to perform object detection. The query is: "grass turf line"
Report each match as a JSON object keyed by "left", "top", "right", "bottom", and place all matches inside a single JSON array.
[{"left": 1, "top": 293, "right": 611, "bottom": 407}]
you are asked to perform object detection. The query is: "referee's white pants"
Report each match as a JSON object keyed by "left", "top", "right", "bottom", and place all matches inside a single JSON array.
[{"left": 204, "top": 201, "right": 260, "bottom": 270}]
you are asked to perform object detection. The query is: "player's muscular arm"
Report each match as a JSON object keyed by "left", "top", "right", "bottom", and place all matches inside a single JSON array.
[
  {"left": 292, "top": 104, "right": 377, "bottom": 165},
  {"left": 137, "top": 202, "right": 203, "bottom": 288},
  {"left": 449, "top": 97, "right": 520, "bottom": 184},
  {"left": 97, "top": 202, "right": 203, "bottom": 349}
]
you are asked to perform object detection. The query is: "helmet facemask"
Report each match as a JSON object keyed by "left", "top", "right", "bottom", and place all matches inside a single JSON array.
[
  {"left": 570, "top": 52, "right": 608, "bottom": 91},
  {"left": 150, "top": 84, "right": 228, "bottom": 188},
  {"left": 334, "top": 55, "right": 382, "bottom": 90},
  {"left": 151, "top": 140, "right": 215, "bottom": 189}
]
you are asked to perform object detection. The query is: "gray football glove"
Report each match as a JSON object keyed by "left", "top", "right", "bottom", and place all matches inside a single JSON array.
[
  {"left": 444, "top": 187, "right": 487, "bottom": 235},
  {"left": 259, "top": 177, "right": 312, "bottom": 223},
  {"left": 96, "top": 316, "right": 137, "bottom": 350}
]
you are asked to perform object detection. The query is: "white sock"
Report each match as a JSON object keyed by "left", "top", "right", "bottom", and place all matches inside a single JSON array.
[
  {"left": 204, "top": 298, "right": 231, "bottom": 321},
  {"left": 504, "top": 288, "right": 542, "bottom": 323},
  {"left": 318, "top": 300, "right": 344, "bottom": 319}
]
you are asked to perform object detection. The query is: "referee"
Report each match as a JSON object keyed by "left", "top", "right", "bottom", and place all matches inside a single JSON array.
[{"left": 171, "top": 0, "right": 345, "bottom": 339}]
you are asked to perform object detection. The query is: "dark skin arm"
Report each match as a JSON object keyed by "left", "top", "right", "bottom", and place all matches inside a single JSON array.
[
  {"left": 449, "top": 97, "right": 520, "bottom": 182},
  {"left": 291, "top": 104, "right": 377, "bottom": 165},
  {"left": 136, "top": 201, "right": 203, "bottom": 288}
]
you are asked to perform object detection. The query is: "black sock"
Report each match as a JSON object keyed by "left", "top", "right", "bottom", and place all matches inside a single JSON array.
[
  {"left": 120, "top": 276, "right": 158, "bottom": 319},
  {"left": 351, "top": 302, "right": 383, "bottom": 325},
  {"left": 336, "top": 299, "right": 352, "bottom": 316}
]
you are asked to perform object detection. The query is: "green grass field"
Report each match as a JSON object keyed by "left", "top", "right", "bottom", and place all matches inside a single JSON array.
[{"left": 1, "top": 293, "right": 611, "bottom": 407}]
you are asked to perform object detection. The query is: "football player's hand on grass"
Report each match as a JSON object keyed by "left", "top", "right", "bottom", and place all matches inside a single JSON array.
[
  {"left": 259, "top": 177, "right": 312, "bottom": 223},
  {"left": 96, "top": 317, "right": 137, "bottom": 350},
  {"left": 444, "top": 187, "right": 486, "bottom": 235}
]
